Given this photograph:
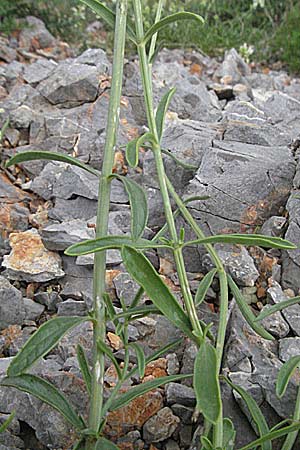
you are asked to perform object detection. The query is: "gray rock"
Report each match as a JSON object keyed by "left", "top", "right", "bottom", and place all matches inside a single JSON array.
[
  {"left": 260, "top": 305, "right": 290, "bottom": 338},
  {"left": 180, "top": 341, "right": 198, "bottom": 386},
  {"left": 166, "top": 353, "right": 180, "bottom": 375},
  {"left": 0, "top": 37, "right": 17, "bottom": 63},
  {"left": 34, "top": 291, "right": 62, "bottom": 312},
  {"left": 184, "top": 140, "right": 295, "bottom": 234},
  {"left": 214, "top": 48, "right": 251, "bottom": 84},
  {"left": 143, "top": 407, "right": 180, "bottom": 443},
  {"left": 170, "top": 404, "right": 193, "bottom": 424},
  {"left": 23, "top": 58, "right": 57, "bottom": 85},
  {"left": 10, "top": 105, "right": 36, "bottom": 129},
  {"left": 49, "top": 196, "right": 98, "bottom": 221},
  {"left": 37, "top": 60, "right": 103, "bottom": 107},
  {"left": 19, "top": 16, "right": 57, "bottom": 50},
  {"left": 57, "top": 299, "right": 87, "bottom": 316},
  {"left": 23, "top": 298, "right": 45, "bottom": 321},
  {"left": 267, "top": 281, "right": 300, "bottom": 336},
  {"left": 74, "top": 48, "right": 110, "bottom": 73},
  {"left": 164, "top": 440, "right": 180, "bottom": 450},
  {"left": 165, "top": 382, "right": 196, "bottom": 407},
  {"left": 41, "top": 218, "right": 95, "bottom": 251},
  {"left": 113, "top": 272, "right": 146, "bottom": 307},
  {"left": 279, "top": 337, "right": 300, "bottom": 362},
  {"left": 260, "top": 216, "right": 287, "bottom": 237},
  {"left": 0, "top": 277, "right": 25, "bottom": 331}
]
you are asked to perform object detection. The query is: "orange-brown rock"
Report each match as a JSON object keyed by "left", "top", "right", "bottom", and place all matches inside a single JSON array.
[
  {"left": 105, "top": 389, "right": 163, "bottom": 439},
  {"left": 142, "top": 358, "right": 168, "bottom": 383},
  {"left": 2, "top": 229, "right": 64, "bottom": 282}
]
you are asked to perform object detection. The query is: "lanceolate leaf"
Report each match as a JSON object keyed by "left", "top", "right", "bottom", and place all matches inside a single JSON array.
[
  {"left": 223, "top": 418, "right": 236, "bottom": 450},
  {"left": 0, "top": 374, "right": 84, "bottom": 430},
  {"left": 276, "top": 356, "right": 300, "bottom": 398},
  {"left": 224, "top": 377, "right": 271, "bottom": 450},
  {"left": 65, "top": 235, "right": 171, "bottom": 256},
  {"left": 255, "top": 296, "right": 300, "bottom": 322},
  {"left": 126, "top": 132, "right": 156, "bottom": 168},
  {"left": 227, "top": 275, "right": 274, "bottom": 341},
  {"left": 8, "top": 317, "right": 88, "bottom": 376},
  {"left": 0, "top": 411, "right": 15, "bottom": 433},
  {"left": 237, "top": 423, "right": 300, "bottom": 450},
  {"left": 200, "top": 436, "right": 214, "bottom": 450},
  {"left": 194, "top": 341, "right": 221, "bottom": 424},
  {"left": 76, "top": 344, "right": 92, "bottom": 396},
  {"left": 97, "top": 340, "right": 122, "bottom": 379},
  {"left": 161, "top": 148, "right": 198, "bottom": 170},
  {"left": 110, "top": 175, "right": 148, "bottom": 240},
  {"left": 79, "top": 0, "right": 136, "bottom": 42},
  {"left": 6, "top": 150, "right": 100, "bottom": 177},
  {"left": 122, "top": 246, "right": 194, "bottom": 340},
  {"left": 143, "top": 12, "right": 204, "bottom": 45},
  {"left": 130, "top": 343, "right": 146, "bottom": 378},
  {"left": 155, "top": 88, "right": 176, "bottom": 141},
  {"left": 195, "top": 269, "right": 217, "bottom": 306},
  {"left": 95, "top": 437, "right": 119, "bottom": 450},
  {"left": 109, "top": 374, "right": 191, "bottom": 411},
  {"left": 185, "top": 234, "right": 297, "bottom": 250}
]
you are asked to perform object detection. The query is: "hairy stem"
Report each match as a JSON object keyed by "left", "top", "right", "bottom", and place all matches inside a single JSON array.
[
  {"left": 87, "top": 1, "right": 128, "bottom": 446},
  {"left": 132, "top": 0, "right": 202, "bottom": 341}
]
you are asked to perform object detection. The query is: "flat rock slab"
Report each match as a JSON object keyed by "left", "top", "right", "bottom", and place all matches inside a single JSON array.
[
  {"left": 2, "top": 229, "right": 64, "bottom": 282},
  {"left": 184, "top": 140, "right": 295, "bottom": 234}
]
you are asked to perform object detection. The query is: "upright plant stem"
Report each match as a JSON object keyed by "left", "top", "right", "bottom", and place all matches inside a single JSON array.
[
  {"left": 87, "top": 1, "right": 128, "bottom": 446},
  {"left": 281, "top": 384, "right": 300, "bottom": 450},
  {"left": 148, "top": 0, "right": 165, "bottom": 64},
  {"left": 132, "top": 0, "right": 202, "bottom": 340}
]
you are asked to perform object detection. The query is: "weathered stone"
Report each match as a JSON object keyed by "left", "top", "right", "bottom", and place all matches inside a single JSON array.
[
  {"left": 49, "top": 196, "right": 98, "bottom": 221},
  {"left": 260, "top": 305, "right": 290, "bottom": 338},
  {"left": 170, "top": 404, "right": 193, "bottom": 425},
  {"left": 214, "top": 48, "right": 251, "bottom": 84},
  {"left": 143, "top": 407, "right": 180, "bottom": 443},
  {"left": 166, "top": 353, "right": 180, "bottom": 375},
  {"left": 23, "top": 298, "right": 45, "bottom": 321},
  {"left": 37, "top": 60, "right": 103, "bottom": 107},
  {"left": 105, "top": 389, "right": 163, "bottom": 439},
  {"left": 260, "top": 216, "right": 287, "bottom": 237},
  {"left": 0, "top": 37, "right": 17, "bottom": 63},
  {"left": 0, "top": 277, "right": 25, "bottom": 331},
  {"left": 74, "top": 48, "right": 110, "bottom": 73},
  {"left": 41, "top": 218, "right": 95, "bottom": 251},
  {"left": 23, "top": 58, "right": 57, "bottom": 85},
  {"left": 57, "top": 299, "right": 87, "bottom": 316},
  {"left": 267, "top": 281, "right": 300, "bottom": 336},
  {"left": 165, "top": 382, "right": 196, "bottom": 407},
  {"left": 2, "top": 229, "right": 64, "bottom": 282},
  {"left": 113, "top": 272, "right": 146, "bottom": 307},
  {"left": 279, "top": 337, "right": 300, "bottom": 362},
  {"left": 19, "top": 16, "right": 57, "bottom": 50},
  {"left": 34, "top": 291, "right": 62, "bottom": 312},
  {"left": 184, "top": 140, "right": 295, "bottom": 234}
]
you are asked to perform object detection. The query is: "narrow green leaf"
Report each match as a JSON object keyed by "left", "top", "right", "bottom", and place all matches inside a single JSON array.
[
  {"left": 185, "top": 234, "right": 297, "bottom": 250},
  {"left": 110, "top": 373, "right": 191, "bottom": 411},
  {"left": 0, "top": 374, "right": 84, "bottom": 430},
  {"left": 126, "top": 132, "right": 156, "bottom": 168},
  {"left": 237, "top": 422, "right": 300, "bottom": 450},
  {"left": 200, "top": 436, "right": 214, "bottom": 450},
  {"left": 194, "top": 341, "right": 221, "bottom": 424},
  {"left": 143, "top": 12, "right": 204, "bottom": 45},
  {"left": 122, "top": 246, "right": 194, "bottom": 341},
  {"left": 161, "top": 148, "right": 198, "bottom": 170},
  {"left": 72, "top": 438, "right": 85, "bottom": 450},
  {"left": 276, "top": 356, "right": 300, "bottom": 398},
  {"left": 95, "top": 437, "right": 121, "bottom": 449},
  {"left": 76, "top": 344, "right": 92, "bottom": 396},
  {"left": 5, "top": 150, "right": 100, "bottom": 177},
  {"left": 115, "top": 304, "right": 161, "bottom": 319},
  {"left": 8, "top": 317, "right": 88, "bottom": 376},
  {"left": 103, "top": 292, "right": 117, "bottom": 322},
  {"left": 227, "top": 275, "right": 274, "bottom": 341},
  {"left": 223, "top": 418, "right": 236, "bottom": 450},
  {"left": 0, "top": 411, "right": 15, "bottom": 434},
  {"left": 155, "top": 88, "right": 176, "bottom": 141},
  {"left": 109, "top": 175, "right": 148, "bottom": 240},
  {"left": 65, "top": 235, "right": 170, "bottom": 257},
  {"left": 224, "top": 376, "right": 271, "bottom": 450},
  {"left": 130, "top": 343, "right": 146, "bottom": 378},
  {"left": 79, "top": 0, "right": 136, "bottom": 42},
  {"left": 195, "top": 269, "right": 217, "bottom": 306},
  {"left": 255, "top": 296, "right": 300, "bottom": 322},
  {"left": 97, "top": 340, "right": 122, "bottom": 379},
  {"left": 0, "top": 118, "right": 9, "bottom": 142}
]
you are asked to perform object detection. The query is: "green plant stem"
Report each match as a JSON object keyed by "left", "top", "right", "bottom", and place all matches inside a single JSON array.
[
  {"left": 132, "top": 0, "right": 202, "bottom": 341},
  {"left": 87, "top": 1, "right": 128, "bottom": 447},
  {"left": 281, "top": 384, "right": 300, "bottom": 450},
  {"left": 148, "top": 0, "right": 165, "bottom": 63},
  {"left": 165, "top": 177, "right": 227, "bottom": 447}
]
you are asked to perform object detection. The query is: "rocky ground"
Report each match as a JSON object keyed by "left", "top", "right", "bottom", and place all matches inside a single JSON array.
[{"left": 1, "top": 16, "right": 300, "bottom": 450}]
